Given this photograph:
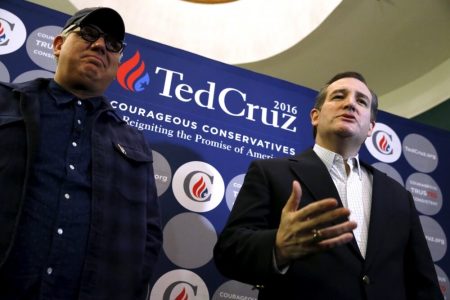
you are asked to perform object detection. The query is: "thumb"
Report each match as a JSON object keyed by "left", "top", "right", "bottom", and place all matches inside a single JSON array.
[{"left": 283, "top": 180, "right": 302, "bottom": 212}]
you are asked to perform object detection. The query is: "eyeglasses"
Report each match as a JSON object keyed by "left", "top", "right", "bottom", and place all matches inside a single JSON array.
[{"left": 69, "top": 25, "right": 126, "bottom": 53}]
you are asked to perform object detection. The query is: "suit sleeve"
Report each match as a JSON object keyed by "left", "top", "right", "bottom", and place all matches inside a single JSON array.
[
  {"left": 404, "top": 191, "right": 443, "bottom": 300},
  {"left": 213, "top": 159, "right": 284, "bottom": 285}
]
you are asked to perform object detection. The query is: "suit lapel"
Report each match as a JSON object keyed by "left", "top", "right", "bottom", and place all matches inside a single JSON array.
[
  {"left": 289, "top": 149, "right": 341, "bottom": 203},
  {"left": 289, "top": 149, "right": 362, "bottom": 259},
  {"left": 364, "top": 166, "right": 390, "bottom": 268}
]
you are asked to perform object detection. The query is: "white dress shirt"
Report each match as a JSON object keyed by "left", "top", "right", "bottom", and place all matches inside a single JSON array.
[{"left": 313, "top": 144, "right": 373, "bottom": 258}]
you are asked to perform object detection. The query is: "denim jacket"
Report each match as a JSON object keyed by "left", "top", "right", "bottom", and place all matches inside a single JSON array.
[{"left": 0, "top": 78, "right": 162, "bottom": 300}]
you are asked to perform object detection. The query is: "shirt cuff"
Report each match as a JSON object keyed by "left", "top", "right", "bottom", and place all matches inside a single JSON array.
[{"left": 272, "top": 248, "right": 289, "bottom": 274}]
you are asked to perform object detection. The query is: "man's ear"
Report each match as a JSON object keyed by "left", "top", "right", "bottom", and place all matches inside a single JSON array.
[
  {"left": 53, "top": 35, "right": 64, "bottom": 59},
  {"left": 310, "top": 108, "right": 320, "bottom": 127},
  {"left": 367, "top": 120, "right": 376, "bottom": 137}
]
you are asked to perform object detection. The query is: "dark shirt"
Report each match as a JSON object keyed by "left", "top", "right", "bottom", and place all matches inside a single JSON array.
[
  {"left": 0, "top": 80, "right": 102, "bottom": 299},
  {"left": 0, "top": 78, "right": 162, "bottom": 300}
]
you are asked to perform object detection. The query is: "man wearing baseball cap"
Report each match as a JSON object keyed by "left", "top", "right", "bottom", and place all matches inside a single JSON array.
[{"left": 0, "top": 7, "right": 162, "bottom": 300}]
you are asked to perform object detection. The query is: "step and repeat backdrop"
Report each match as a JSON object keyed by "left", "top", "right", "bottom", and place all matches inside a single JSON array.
[{"left": 1, "top": 1, "right": 448, "bottom": 299}]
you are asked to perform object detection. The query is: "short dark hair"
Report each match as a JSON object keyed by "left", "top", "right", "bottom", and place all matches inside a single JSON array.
[{"left": 312, "top": 71, "right": 378, "bottom": 138}]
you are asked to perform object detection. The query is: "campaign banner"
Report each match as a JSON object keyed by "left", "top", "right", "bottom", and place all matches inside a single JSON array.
[{"left": 1, "top": 1, "right": 448, "bottom": 298}]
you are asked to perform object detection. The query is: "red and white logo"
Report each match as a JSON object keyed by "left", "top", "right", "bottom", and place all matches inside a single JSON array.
[
  {"left": 365, "top": 122, "right": 401, "bottom": 163},
  {"left": 150, "top": 269, "right": 209, "bottom": 300},
  {"left": 117, "top": 50, "right": 150, "bottom": 92},
  {"left": 172, "top": 161, "right": 224, "bottom": 212},
  {"left": 0, "top": 9, "right": 26, "bottom": 55}
]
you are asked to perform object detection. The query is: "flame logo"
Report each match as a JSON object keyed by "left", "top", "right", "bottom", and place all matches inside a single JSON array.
[
  {"left": 0, "top": 18, "right": 15, "bottom": 46},
  {"left": 373, "top": 131, "right": 393, "bottom": 155},
  {"left": 174, "top": 287, "right": 188, "bottom": 300},
  {"left": 0, "top": 22, "right": 5, "bottom": 43},
  {"left": 183, "top": 171, "right": 214, "bottom": 203},
  {"left": 192, "top": 176, "right": 209, "bottom": 200},
  {"left": 378, "top": 135, "right": 390, "bottom": 152},
  {"left": 162, "top": 280, "right": 198, "bottom": 300},
  {"left": 117, "top": 50, "right": 149, "bottom": 92}
]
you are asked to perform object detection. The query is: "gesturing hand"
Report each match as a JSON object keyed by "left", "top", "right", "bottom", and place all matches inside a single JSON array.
[{"left": 274, "top": 181, "right": 357, "bottom": 268}]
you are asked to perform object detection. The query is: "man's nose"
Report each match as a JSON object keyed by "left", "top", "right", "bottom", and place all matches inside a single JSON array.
[
  {"left": 90, "top": 37, "right": 107, "bottom": 54},
  {"left": 343, "top": 95, "right": 356, "bottom": 111}
]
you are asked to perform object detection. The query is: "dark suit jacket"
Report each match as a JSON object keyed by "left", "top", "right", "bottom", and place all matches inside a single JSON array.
[{"left": 214, "top": 149, "right": 442, "bottom": 300}]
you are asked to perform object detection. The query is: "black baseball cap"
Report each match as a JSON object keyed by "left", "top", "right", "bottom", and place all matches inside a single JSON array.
[{"left": 63, "top": 7, "right": 125, "bottom": 41}]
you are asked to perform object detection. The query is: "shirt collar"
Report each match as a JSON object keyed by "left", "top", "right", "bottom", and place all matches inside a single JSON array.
[
  {"left": 313, "top": 144, "right": 362, "bottom": 178},
  {"left": 48, "top": 79, "right": 103, "bottom": 111}
]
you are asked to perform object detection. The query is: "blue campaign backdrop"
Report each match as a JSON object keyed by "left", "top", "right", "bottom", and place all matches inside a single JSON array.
[{"left": 1, "top": 1, "right": 448, "bottom": 298}]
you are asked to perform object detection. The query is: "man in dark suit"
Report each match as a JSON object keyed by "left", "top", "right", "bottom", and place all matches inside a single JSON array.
[{"left": 214, "top": 72, "right": 443, "bottom": 300}]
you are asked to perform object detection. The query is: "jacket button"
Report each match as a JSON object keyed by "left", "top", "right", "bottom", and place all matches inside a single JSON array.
[{"left": 362, "top": 275, "right": 370, "bottom": 285}]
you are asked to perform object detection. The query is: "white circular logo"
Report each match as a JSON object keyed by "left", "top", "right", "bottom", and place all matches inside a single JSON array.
[
  {"left": 406, "top": 173, "right": 442, "bottom": 216},
  {"left": 419, "top": 215, "right": 447, "bottom": 262},
  {"left": 225, "top": 174, "right": 245, "bottom": 211},
  {"left": 364, "top": 122, "right": 401, "bottom": 163},
  {"left": 152, "top": 150, "right": 172, "bottom": 197},
  {"left": 0, "top": 9, "right": 27, "bottom": 55},
  {"left": 13, "top": 69, "right": 54, "bottom": 83},
  {"left": 212, "top": 280, "right": 259, "bottom": 300},
  {"left": 162, "top": 213, "right": 217, "bottom": 269},
  {"left": 435, "top": 264, "right": 449, "bottom": 299},
  {"left": 150, "top": 269, "right": 209, "bottom": 300},
  {"left": 172, "top": 161, "right": 225, "bottom": 212},
  {"left": 0, "top": 61, "right": 10, "bottom": 82},
  {"left": 371, "top": 162, "right": 404, "bottom": 186},
  {"left": 403, "top": 133, "right": 438, "bottom": 173},
  {"left": 26, "top": 25, "right": 61, "bottom": 72}
]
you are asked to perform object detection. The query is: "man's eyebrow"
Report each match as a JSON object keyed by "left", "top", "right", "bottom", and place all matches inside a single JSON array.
[
  {"left": 329, "top": 88, "right": 348, "bottom": 96},
  {"left": 329, "top": 88, "right": 370, "bottom": 100},
  {"left": 355, "top": 91, "right": 370, "bottom": 100}
]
